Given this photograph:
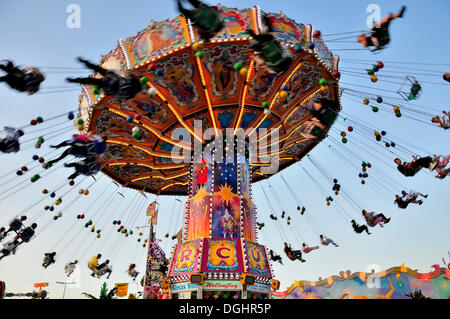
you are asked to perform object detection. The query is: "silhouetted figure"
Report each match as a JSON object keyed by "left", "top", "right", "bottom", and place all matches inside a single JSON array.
[
  {"left": 0, "top": 60, "right": 45, "bottom": 95},
  {"left": 357, "top": 6, "right": 406, "bottom": 51},
  {"left": 283, "top": 242, "right": 306, "bottom": 262},
  {"left": 247, "top": 15, "right": 293, "bottom": 74},
  {"left": 177, "top": 0, "right": 224, "bottom": 42},
  {"left": 351, "top": 220, "right": 371, "bottom": 235},
  {"left": 269, "top": 250, "right": 283, "bottom": 265},
  {"left": 67, "top": 57, "right": 144, "bottom": 100},
  {"left": 0, "top": 127, "right": 24, "bottom": 154}
]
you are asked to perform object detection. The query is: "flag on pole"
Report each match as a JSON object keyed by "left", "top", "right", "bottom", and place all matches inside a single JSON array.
[{"left": 146, "top": 201, "right": 158, "bottom": 225}]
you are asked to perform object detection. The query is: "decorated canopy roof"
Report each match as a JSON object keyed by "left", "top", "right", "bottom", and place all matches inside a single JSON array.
[{"left": 77, "top": 5, "right": 340, "bottom": 195}]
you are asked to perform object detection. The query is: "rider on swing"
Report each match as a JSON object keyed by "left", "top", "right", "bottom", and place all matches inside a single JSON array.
[
  {"left": 0, "top": 60, "right": 45, "bottom": 95},
  {"left": 67, "top": 57, "right": 145, "bottom": 100},
  {"left": 357, "top": 6, "right": 406, "bottom": 52},
  {"left": 177, "top": 0, "right": 224, "bottom": 42},
  {"left": 247, "top": 15, "right": 293, "bottom": 74}
]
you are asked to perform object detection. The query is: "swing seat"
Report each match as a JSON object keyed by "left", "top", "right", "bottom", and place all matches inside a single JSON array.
[
  {"left": 8, "top": 220, "right": 23, "bottom": 232},
  {"left": 397, "top": 76, "right": 421, "bottom": 101},
  {"left": 367, "top": 24, "right": 390, "bottom": 54},
  {"left": 88, "top": 264, "right": 97, "bottom": 273},
  {"left": 1, "top": 139, "right": 20, "bottom": 153},
  {"left": 18, "top": 228, "right": 35, "bottom": 242},
  {"left": 24, "top": 71, "right": 44, "bottom": 94},
  {"left": 72, "top": 142, "right": 92, "bottom": 157},
  {"left": 97, "top": 266, "right": 112, "bottom": 277},
  {"left": 43, "top": 256, "right": 53, "bottom": 266},
  {"left": 370, "top": 45, "right": 389, "bottom": 54}
]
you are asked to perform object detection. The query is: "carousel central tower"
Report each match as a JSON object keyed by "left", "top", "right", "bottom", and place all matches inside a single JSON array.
[{"left": 167, "top": 137, "right": 275, "bottom": 299}]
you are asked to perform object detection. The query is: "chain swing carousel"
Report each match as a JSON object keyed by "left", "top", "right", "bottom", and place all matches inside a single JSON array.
[{"left": 77, "top": 4, "right": 340, "bottom": 299}]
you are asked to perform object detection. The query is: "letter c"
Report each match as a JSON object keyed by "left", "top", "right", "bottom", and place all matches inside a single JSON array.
[{"left": 216, "top": 247, "right": 231, "bottom": 260}]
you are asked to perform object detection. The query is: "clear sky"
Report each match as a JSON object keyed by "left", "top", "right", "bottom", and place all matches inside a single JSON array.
[{"left": 0, "top": 0, "right": 449, "bottom": 299}]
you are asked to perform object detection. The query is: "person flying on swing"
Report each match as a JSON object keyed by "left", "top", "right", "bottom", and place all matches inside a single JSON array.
[
  {"left": 127, "top": 264, "right": 140, "bottom": 280},
  {"left": 402, "top": 190, "right": 427, "bottom": 203},
  {"left": 0, "top": 239, "right": 20, "bottom": 260},
  {"left": 302, "top": 243, "right": 320, "bottom": 254},
  {"left": 47, "top": 134, "right": 106, "bottom": 167},
  {"left": 96, "top": 259, "right": 112, "bottom": 279},
  {"left": 88, "top": 254, "right": 101, "bottom": 276},
  {"left": 176, "top": 0, "right": 224, "bottom": 42},
  {"left": 302, "top": 98, "right": 339, "bottom": 141},
  {"left": 283, "top": 242, "right": 306, "bottom": 263},
  {"left": 0, "top": 60, "right": 45, "bottom": 95},
  {"left": 42, "top": 252, "right": 57, "bottom": 269},
  {"left": 431, "top": 110, "right": 450, "bottom": 130},
  {"left": 394, "top": 191, "right": 426, "bottom": 209},
  {"left": 408, "top": 80, "right": 422, "bottom": 100},
  {"left": 362, "top": 210, "right": 391, "bottom": 228},
  {"left": 66, "top": 57, "right": 145, "bottom": 100},
  {"left": 319, "top": 234, "right": 339, "bottom": 247},
  {"left": 17, "top": 223, "right": 37, "bottom": 243},
  {"left": 65, "top": 155, "right": 101, "bottom": 180},
  {"left": 269, "top": 250, "right": 283, "bottom": 265},
  {"left": 351, "top": 220, "right": 371, "bottom": 235},
  {"left": 394, "top": 155, "right": 438, "bottom": 177},
  {"left": 357, "top": 6, "right": 406, "bottom": 52},
  {"left": 0, "top": 127, "right": 24, "bottom": 154},
  {"left": 4, "top": 216, "right": 27, "bottom": 236},
  {"left": 247, "top": 15, "right": 293, "bottom": 74},
  {"left": 433, "top": 154, "right": 450, "bottom": 179},
  {"left": 65, "top": 260, "right": 78, "bottom": 277}
]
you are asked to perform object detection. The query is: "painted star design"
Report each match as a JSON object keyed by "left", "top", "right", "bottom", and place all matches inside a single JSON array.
[
  {"left": 190, "top": 185, "right": 211, "bottom": 207},
  {"left": 215, "top": 183, "right": 238, "bottom": 205}
]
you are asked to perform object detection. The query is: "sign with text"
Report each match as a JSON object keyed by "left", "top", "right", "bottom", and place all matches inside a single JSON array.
[
  {"left": 115, "top": 283, "right": 128, "bottom": 298},
  {"left": 203, "top": 280, "right": 242, "bottom": 291},
  {"left": 247, "top": 282, "right": 270, "bottom": 294},
  {"left": 171, "top": 282, "right": 198, "bottom": 293}
]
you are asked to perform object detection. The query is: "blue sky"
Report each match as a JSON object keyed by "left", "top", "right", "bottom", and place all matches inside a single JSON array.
[{"left": 0, "top": 0, "right": 449, "bottom": 299}]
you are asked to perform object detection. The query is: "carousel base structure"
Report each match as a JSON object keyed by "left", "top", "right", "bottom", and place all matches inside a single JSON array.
[
  {"left": 271, "top": 264, "right": 450, "bottom": 299},
  {"left": 167, "top": 238, "right": 274, "bottom": 300}
]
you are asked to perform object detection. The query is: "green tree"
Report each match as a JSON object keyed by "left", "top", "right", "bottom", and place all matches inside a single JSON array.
[{"left": 82, "top": 282, "right": 117, "bottom": 299}]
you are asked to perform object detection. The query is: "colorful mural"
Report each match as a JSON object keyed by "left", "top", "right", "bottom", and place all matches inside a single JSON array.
[
  {"left": 143, "top": 242, "right": 167, "bottom": 299},
  {"left": 152, "top": 53, "right": 200, "bottom": 108},
  {"left": 272, "top": 264, "right": 450, "bottom": 299},
  {"left": 127, "top": 15, "right": 189, "bottom": 64},
  {"left": 169, "top": 239, "right": 202, "bottom": 276},
  {"left": 211, "top": 156, "right": 241, "bottom": 239},
  {"left": 243, "top": 240, "right": 271, "bottom": 278},
  {"left": 267, "top": 13, "right": 307, "bottom": 46},
  {"left": 205, "top": 239, "right": 240, "bottom": 272},
  {"left": 215, "top": 6, "right": 253, "bottom": 39},
  {"left": 187, "top": 153, "right": 213, "bottom": 241},
  {"left": 203, "top": 44, "right": 247, "bottom": 102},
  {"left": 248, "top": 67, "right": 279, "bottom": 101}
]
